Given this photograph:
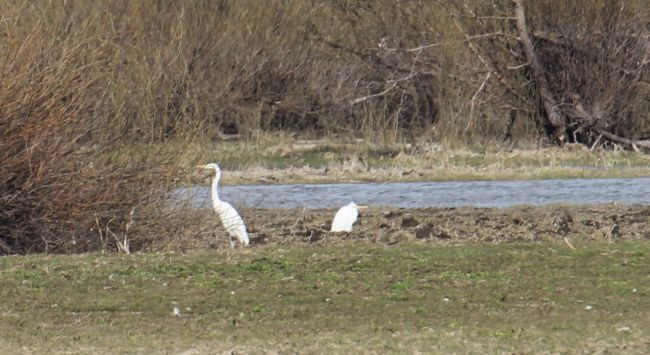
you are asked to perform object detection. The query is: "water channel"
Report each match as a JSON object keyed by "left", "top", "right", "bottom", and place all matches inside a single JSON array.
[{"left": 175, "top": 177, "right": 650, "bottom": 209}]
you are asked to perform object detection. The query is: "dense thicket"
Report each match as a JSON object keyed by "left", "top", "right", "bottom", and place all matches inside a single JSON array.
[{"left": 1, "top": 0, "right": 648, "bottom": 253}]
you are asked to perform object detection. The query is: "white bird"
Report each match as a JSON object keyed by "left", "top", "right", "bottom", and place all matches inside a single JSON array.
[
  {"left": 197, "top": 163, "right": 249, "bottom": 248},
  {"left": 331, "top": 202, "right": 367, "bottom": 232}
]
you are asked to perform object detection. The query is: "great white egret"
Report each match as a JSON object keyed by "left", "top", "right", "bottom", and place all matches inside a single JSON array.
[
  {"left": 197, "top": 163, "right": 249, "bottom": 248},
  {"left": 331, "top": 202, "right": 367, "bottom": 232}
]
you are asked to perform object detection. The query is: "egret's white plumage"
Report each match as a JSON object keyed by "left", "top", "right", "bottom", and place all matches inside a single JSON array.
[
  {"left": 331, "top": 202, "right": 366, "bottom": 232},
  {"left": 197, "top": 163, "right": 249, "bottom": 247}
]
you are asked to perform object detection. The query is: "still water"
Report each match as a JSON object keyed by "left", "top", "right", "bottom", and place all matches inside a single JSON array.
[{"left": 176, "top": 177, "right": 650, "bottom": 209}]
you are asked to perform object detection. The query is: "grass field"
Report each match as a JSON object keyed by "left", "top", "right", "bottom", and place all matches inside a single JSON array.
[{"left": 1, "top": 241, "right": 648, "bottom": 353}]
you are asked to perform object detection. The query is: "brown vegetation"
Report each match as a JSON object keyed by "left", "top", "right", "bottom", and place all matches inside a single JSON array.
[
  {"left": 156, "top": 204, "right": 650, "bottom": 252},
  {"left": 461, "top": 0, "right": 650, "bottom": 148},
  {"left": 1, "top": 0, "right": 649, "bottom": 253},
  {"left": 0, "top": 2, "right": 192, "bottom": 253}
]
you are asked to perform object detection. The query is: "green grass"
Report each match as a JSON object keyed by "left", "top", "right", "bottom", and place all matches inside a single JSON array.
[{"left": 1, "top": 241, "right": 648, "bottom": 353}]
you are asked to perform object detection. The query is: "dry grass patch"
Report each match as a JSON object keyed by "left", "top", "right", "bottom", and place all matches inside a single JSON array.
[{"left": 175, "top": 137, "right": 650, "bottom": 185}]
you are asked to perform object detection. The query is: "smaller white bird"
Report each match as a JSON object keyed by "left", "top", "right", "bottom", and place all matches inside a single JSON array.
[{"left": 331, "top": 202, "right": 367, "bottom": 232}]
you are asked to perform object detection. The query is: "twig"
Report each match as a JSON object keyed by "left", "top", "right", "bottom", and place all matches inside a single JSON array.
[
  {"left": 381, "top": 32, "right": 510, "bottom": 53},
  {"left": 476, "top": 16, "right": 517, "bottom": 20},
  {"left": 506, "top": 63, "right": 528, "bottom": 70},
  {"left": 453, "top": 17, "right": 529, "bottom": 107},
  {"left": 102, "top": 209, "right": 134, "bottom": 254},
  {"left": 121, "top": 208, "right": 135, "bottom": 254},
  {"left": 471, "top": 72, "right": 492, "bottom": 104},
  {"left": 590, "top": 134, "right": 603, "bottom": 150},
  {"left": 95, "top": 216, "right": 105, "bottom": 252},
  {"left": 350, "top": 83, "right": 397, "bottom": 106},
  {"left": 465, "top": 71, "right": 492, "bottom": 133},
  {"left": 453, "top": 19, "right": 490, "bottom": 70},
  {"left": 350, "top": 74, "right": 416, "bottom": 106},
  {"left": 563, "top": 237, "right": 577, "bottom": 250},
  {"left": 386, "top": 73, "right": 417, "bottom": 85}
]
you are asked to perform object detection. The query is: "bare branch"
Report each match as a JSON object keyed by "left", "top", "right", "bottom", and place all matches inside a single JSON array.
[
  {"left": 377, "top": 32, "right": 514, "bottom": 53},
  {"left": 506, "top": 63, "right": 529, "bottom": 70},
  {"left": 476, "top": 16, "right": 517, "bottom": 20},
  {"left": 350, "top": 74, "right": 417, "bottom": 106},
  {"left": 471, "top": 72, "right": 492, "bottom": 104},
  {"left": 350, "top": 82, "right": 398, "bottom": 106},
  {"left": 454, "top": 17, "right": 529, "bottom": 105},
  {"left": 590, "top": 134, "right": 603, "bottom": 150}
]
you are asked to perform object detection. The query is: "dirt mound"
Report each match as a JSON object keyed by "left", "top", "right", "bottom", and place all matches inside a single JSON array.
[{"left": 157, "top": 204, "right": 650, "bottom": 252}]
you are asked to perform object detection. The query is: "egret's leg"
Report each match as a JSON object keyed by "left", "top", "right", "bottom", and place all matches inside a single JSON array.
[{"left": 229, "top": 235, "right": 235, "bottom": 249}]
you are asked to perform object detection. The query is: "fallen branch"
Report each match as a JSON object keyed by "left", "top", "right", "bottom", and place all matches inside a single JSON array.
[
  {"left": 569, "top": 94, "right": 650, "bottom": 150},
  {"left": 590, "top": 127, "right": 650, "bottom": 150}
]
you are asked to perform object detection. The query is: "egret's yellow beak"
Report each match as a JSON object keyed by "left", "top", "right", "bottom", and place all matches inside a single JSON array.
[
  {"left": 196, "top": 164, "right": 208, "bottom": 169},
  {"left": 357, "top": 205, "right": 368, "bottom": 210}
]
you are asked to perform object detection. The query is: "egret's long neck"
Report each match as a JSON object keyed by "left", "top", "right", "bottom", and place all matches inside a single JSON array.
[{"left": 211, "top": 170, "right": 222, "bottom": 208}]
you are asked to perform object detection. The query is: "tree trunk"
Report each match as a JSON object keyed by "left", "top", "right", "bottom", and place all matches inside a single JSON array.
[{"left": 513, "top": 0, "right": 566, "bottom": 144}]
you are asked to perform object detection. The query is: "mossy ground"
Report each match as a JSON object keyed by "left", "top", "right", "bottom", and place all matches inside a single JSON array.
[{"left": 1, "top": 242, "right": 648, "bottom": 353}]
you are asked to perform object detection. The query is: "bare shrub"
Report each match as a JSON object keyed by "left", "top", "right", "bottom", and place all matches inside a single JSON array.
[
  {"left": 452, "top": 0, "right": 650, "bottom": 147},
  {"left": 0, "top": 2, "right": 188, "bottom": 254},
  {"left": 529, "top": 0, "right": 650, "bottom": 146}
]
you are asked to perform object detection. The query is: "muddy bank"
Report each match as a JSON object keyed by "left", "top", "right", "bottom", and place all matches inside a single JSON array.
[{"left": 161, "top": 204, "right": 650, "bottom": 252}]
